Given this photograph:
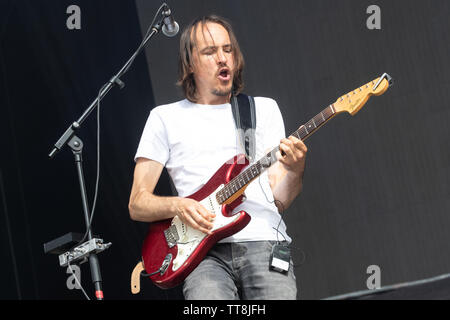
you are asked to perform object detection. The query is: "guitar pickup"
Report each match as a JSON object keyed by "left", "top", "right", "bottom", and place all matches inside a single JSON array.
[{"left": 164, "top": 225, "right": 179, "bottom": 248}]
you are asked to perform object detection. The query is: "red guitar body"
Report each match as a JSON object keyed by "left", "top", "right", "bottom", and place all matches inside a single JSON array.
[{"left": 141, "top": 154, "right": 251, "bottom": 289}]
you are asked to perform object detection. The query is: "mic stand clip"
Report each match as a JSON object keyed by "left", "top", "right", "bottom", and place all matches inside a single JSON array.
[{"left": 59, "top": 238, "right": 112, "bottom": 267}]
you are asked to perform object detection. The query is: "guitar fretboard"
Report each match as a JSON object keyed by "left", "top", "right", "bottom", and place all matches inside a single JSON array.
[{"left": 216, "top": 105, "right": 336, "bottom": 205}]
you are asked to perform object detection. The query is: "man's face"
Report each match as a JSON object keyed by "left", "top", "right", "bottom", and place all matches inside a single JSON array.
[{"left": 190, "top": 22, "right": 235, "bottom": 104}]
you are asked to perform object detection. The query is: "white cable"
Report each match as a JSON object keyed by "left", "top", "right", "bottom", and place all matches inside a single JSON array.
[{"left": 67, "top": 261, "right": 91, "bottom": 300}]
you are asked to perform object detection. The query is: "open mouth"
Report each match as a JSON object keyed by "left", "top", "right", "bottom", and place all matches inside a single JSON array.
[{"left": 217, "top": 68, "right": 231, "bottom": 81}]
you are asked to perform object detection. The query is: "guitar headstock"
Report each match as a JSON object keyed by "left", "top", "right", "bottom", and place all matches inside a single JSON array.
[{"left": 333, "top": 73, "right": 393, "bottom": 116}]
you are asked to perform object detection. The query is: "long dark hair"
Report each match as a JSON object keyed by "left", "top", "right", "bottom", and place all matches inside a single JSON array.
[{"left": 176, "top": 15, "right": 245, "bottom": 102}]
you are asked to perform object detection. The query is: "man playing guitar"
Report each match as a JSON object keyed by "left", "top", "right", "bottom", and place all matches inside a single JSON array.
[{"left": 128, "top": 15, "right": 307, "bottom": 300}]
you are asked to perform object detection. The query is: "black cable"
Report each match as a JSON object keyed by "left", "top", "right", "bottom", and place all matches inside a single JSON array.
[
  {"left": 141, "top": 269, "right": 162, "bottom": 278},
  {"left": 76, "top": 84, "right": 105, "bottom": 247},
  {"left": 72, "top": 3, "right": 168, "bottom": 249},
  {"left": 258, "top": 175, "right": 306, "bottom": 267},
  {"left": 257, "top": 175, "right": 287, "bottom": 245}
]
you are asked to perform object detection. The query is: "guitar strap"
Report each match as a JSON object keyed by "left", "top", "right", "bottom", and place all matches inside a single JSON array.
[{"left": 230, "top": 94, "right": 256, "bottom": 162}]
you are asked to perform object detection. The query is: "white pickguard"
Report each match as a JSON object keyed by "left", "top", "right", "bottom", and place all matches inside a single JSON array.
[{"left": 170, "top": 185, "right": 241, "bottom": 271}]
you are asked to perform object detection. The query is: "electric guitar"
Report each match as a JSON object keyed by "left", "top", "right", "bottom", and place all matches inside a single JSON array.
[{"left": 141, "top": 73, "right": 393, "bottom": 289}]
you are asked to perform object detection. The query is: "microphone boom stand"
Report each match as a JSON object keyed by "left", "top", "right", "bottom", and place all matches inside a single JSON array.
[{"left": 47, "top": 13, "right": 166, "bottom": 300}]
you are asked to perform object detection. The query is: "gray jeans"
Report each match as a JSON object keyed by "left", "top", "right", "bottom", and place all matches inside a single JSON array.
[{"left": 183, "top": 241, "right": 297, "bottom": 300}]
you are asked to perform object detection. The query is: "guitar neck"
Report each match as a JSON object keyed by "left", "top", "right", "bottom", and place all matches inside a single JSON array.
[
  {"left": 216, "top": 104, "right": 338, "bottom": 205},
  {"left": 291, "top": 104, "right": 338, "bottom": 141}
]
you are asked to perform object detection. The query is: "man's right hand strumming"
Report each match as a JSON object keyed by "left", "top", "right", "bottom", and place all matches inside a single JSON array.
[{"left": 174, "top": 197, "right": 216, "bottom": 235}]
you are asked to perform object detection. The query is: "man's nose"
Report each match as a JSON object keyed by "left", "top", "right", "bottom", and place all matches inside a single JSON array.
[{"left": 216, "top": 49, "right": 227, "bottom": 64}]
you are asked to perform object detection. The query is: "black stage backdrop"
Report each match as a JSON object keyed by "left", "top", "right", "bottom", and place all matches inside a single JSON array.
[
  {"left": 1, "top": 0, "right": 450, "bottom": 300},
  {"left": 0, "top": 0, "right": 176, "bottom": 300}
]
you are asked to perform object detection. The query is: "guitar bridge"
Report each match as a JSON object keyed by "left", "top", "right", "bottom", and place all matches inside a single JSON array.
[{"left": 164, "top": 224, "right": 179, "bottom": 248}]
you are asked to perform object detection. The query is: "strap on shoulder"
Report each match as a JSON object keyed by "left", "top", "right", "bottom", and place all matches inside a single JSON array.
[{"left": 231, "top": 94, "right": 256, "bottom": 161}]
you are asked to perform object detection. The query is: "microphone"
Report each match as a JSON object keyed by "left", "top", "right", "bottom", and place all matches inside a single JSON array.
[{"left": 161, "top": 5, "right": 179, "bottom": 37}]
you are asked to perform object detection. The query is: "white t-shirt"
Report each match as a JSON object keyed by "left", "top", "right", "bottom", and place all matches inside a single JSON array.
[{"left": 135, "top": 97, "right": 292, "bottom": 243}]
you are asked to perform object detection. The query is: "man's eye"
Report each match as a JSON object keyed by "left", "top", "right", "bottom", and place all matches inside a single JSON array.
[{"left": 203, "top": 48, "right": 215, "bottom": 55}]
